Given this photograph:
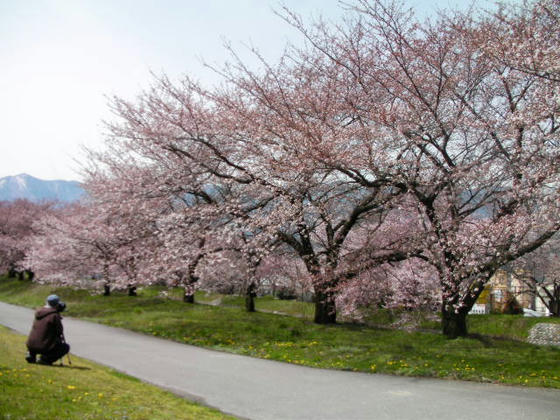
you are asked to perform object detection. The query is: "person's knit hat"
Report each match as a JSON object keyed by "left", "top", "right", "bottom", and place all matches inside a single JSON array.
[{"left": 46, "top": 294, "right": 60, "bottom": 307}]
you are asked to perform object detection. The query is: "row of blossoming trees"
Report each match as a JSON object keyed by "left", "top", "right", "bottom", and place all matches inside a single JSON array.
[{"left": 5, "top": 0, "right": 559, "bottom": 338}]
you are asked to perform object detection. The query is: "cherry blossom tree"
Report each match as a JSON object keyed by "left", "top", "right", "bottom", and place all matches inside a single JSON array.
[
  {"left": 200, "top": 248, "right": 314, "bottom": 306},
  {"left": 27, "top": 204, "right": 99, "bottom": 286},
  {"left": 83, "top": 167, "right": 170, "bottom": 295},
  {"left": 509, "top": 234, "right": 560, "bottom": 316},
  {"left": 277, "top": 0, "right": 560, "bottom": 336},
  {"left": 28, "top": 203, "right": 121, "bottom": 294},
  {"left": 196, "top": 247, "right": 263, "bottom": 312},
  {"left": 255, "top": 252, "right": 312, "bottom": 299},
  {"left": 0, "top": 199, "right": 54, "bottom": 280},
  {"left": 336, "top": 258, "right": 440, "bottom": 324}
]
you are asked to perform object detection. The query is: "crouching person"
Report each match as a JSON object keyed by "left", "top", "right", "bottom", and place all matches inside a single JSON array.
[{"left": 25, "top": 294, "right": 70, "bottom": 365}]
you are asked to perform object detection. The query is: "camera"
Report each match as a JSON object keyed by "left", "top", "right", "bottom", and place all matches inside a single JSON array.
[{"left": 56, "top": 301, "right": 66, "bottom": 313}]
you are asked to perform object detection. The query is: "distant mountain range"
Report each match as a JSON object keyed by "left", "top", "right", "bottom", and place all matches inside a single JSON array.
[{"left": 0, "top": 174, "right": 85, "bottom": 203}]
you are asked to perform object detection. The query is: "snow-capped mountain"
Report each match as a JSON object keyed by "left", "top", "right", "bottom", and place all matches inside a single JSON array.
[{"left": 0, "top": 174, "right": 84, "bottom": 203}]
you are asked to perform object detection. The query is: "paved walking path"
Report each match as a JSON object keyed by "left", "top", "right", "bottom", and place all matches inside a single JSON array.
[{"left": 1, "top": 301, "right": 559, "bottom": 420}]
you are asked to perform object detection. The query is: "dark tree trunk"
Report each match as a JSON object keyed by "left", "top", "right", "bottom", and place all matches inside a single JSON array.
[
  {"left": 442, "top": 305, "right": 468, "bottom": 338},
  {"left": 183, "top": 290, "right": 195, "bottom": 303},
  {"left": 102, "top": 264, "right": 111, "bottom": 296},
  {"left": 245, "top": 293, "right": 256, "bottom": 312},
  {"left": 550, "top": 295, "right": 559, "bottom": 317},
  {"left": 439, "top": 273, "right": 488, "bottom": 338},
  {"left": 551, "top": 285, "right": 560, "bottom": 317},
  {"left": 314, "top": 290, "right": 336, "bottom": 324},
  {"left": 182, "top": 259, "right": 199, "bottom": 304},
  {"left": 128, "top": 285, "right": 137, "bottom": 296},
  {"left": 183, "top": 278, "right": 197, "bottom": 303},
  {"left": 245, "top": 282, "right": 257, "bottom": 312},
  {"left": 25, "top": 270, "right": 34, "bottom": 281},
  {"left": 8, "top": 267, "right": 16, "bottom": 278}
]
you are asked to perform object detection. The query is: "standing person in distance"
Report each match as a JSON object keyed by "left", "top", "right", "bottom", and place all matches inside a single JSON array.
[{"left": 25, "top": 294, "right": 70, "bottom": 365}]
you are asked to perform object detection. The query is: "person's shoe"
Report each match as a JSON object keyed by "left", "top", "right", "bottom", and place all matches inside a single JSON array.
[
  {"left": 25, "top": 352, "right": 36, "bottom": 364},
  {"left": 37, "top": 358, "right": 52, "bottom": 365}
]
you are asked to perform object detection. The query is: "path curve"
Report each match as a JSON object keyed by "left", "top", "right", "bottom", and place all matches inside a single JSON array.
[{"left": 1, "top": 301, "right": 559, "bottom": 420}]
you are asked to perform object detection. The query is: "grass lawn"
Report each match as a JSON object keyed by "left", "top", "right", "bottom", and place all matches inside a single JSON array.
[
  {"left": 0, "top": 325, "right": 234, "bottom": 420},
  {"left": 1, "top": 276, "right": 559, "bottom": 389},
  {"left": 198, "top": 293, "right": 317, "bottom": 320}
]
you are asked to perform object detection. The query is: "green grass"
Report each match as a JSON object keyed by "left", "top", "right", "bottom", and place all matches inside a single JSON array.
[
  {"left": 252, "top": 295, "right": 315, "bottom": 319},
  {"left": 0, "top": 325, "right": 235, "bottom": 420},
  {"left": 467, "top": 314, "right": 560, "bottom": 340},
  {"left": 1, "top": 276, "right": 560, "bottom": 389},
  {"left": 196, "top": 293, "right": 316, "bottom": 320}
]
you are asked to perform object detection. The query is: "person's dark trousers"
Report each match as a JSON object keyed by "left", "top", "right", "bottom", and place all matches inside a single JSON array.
[
  {"left": 25, "top": 350, "right": 37, "bottom": 363},
  {"left": 39, "top": 342, "right": 70, "bottom": 364}
]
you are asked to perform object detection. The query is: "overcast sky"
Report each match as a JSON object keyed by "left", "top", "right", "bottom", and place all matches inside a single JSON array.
[{"left": 1, "top": 0, "right": 494, "bottom": 181}]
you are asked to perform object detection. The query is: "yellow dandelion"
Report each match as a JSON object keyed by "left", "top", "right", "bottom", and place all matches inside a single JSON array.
[
  {"left": 67, "top": 385, "right": 76, "bottom": 390},
  {"left": 98, "top": 393, "right": 104, "bottom": 398}
]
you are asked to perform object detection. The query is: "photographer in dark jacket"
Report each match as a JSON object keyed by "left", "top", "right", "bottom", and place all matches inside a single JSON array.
[{"left": 25, "top": 294, "right": 70, "bottom": 365}]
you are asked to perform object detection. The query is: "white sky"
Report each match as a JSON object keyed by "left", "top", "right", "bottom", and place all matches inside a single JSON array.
[{"left": 1, "top": 0, "right": 495, "bottom": 181}]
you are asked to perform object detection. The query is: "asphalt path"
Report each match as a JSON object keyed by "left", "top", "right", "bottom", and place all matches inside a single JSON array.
[{"left": 1, "top": 301, "right": 559, "bottom": 420}]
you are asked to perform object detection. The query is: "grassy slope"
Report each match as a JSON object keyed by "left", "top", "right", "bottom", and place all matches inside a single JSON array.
[
  {"left": 1, "top": 277, "right": 559, "bottom": 389},
  {"left": 0, "top": 325, "right": 234, "bottom": 420}
]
